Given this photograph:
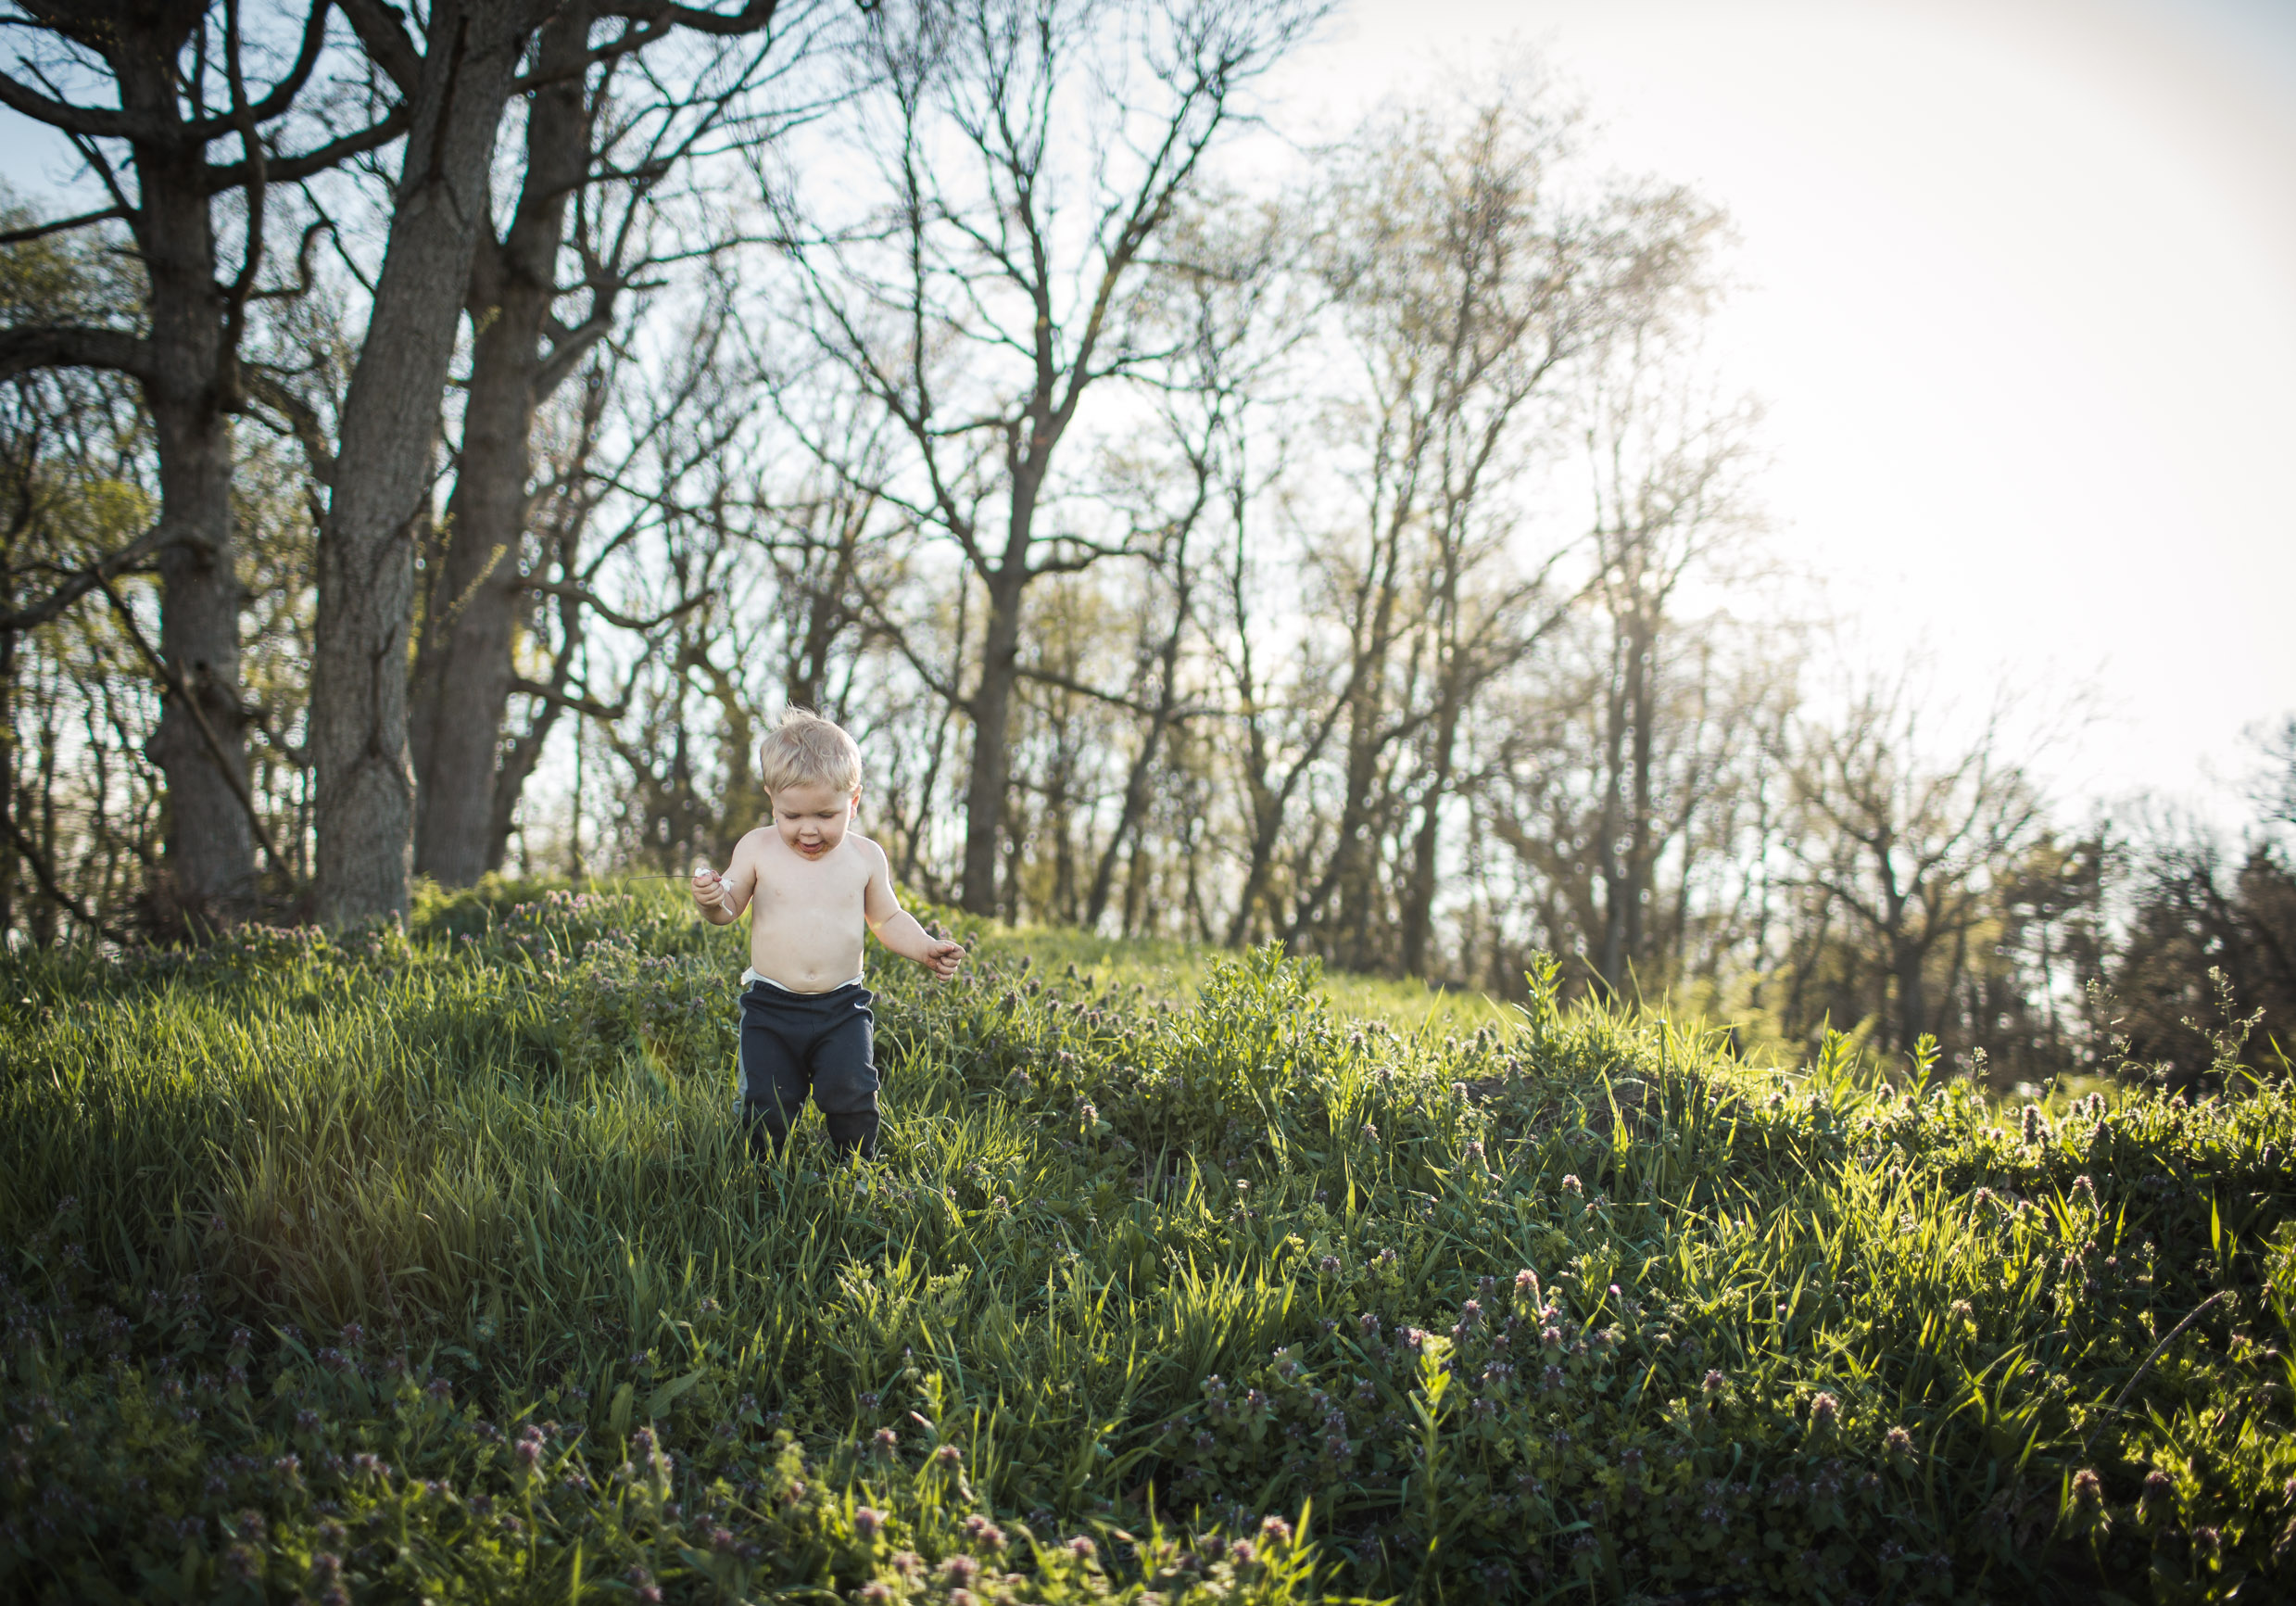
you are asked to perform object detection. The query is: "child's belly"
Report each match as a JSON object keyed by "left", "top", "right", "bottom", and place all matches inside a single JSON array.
[{"left": 747, "top": 911, "right": 867, "bottom": 991}]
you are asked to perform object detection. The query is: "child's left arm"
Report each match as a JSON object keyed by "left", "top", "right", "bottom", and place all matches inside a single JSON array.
[{"left": 864, "top": 843, "right": 964, "bottom": 980}]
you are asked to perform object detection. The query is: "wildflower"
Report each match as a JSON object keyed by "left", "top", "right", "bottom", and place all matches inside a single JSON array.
[
  {"left": 1261, "top": 1514, "right": 1292, "bottom": 1545},
  {"left": 1318, "top": 1255, "right": 1342, "bottom": 1275},
  {"left": 933, "top": 1444, "right": 963, "bottom": 1468},
  {"left": 2071, "top": 1469, "right": 2103, "bottom": 1510},
  {"left": 940, "top": 1554, "right": 980, "bottom": 1584},
  {"left": 1229, "top": 1538, "right": 1255, "bottom": 1565},
  {"left": 2071, "top": 1174, "right": 2098, "bottom": 1207},
  {"left": 1067, "top": 1536, "right": 1096, "bottom": 1561},
  {"left": 965, "top": 1514, "right": 1007, "bottom": 1549},
  {"left": 855, "top": 1507, "right": 883, "bottom": 1540},
  {"left": 1703, "top": 1370, "right": 1725, "bottom": 1394},
  {"left": 1810, "top": 1392, "right": 1839, "bottom": 1429},
  {"left": 1360, "top": 1122, "right": 1379, "bottom": 1141},
  {"left": 873, "top": 1427, "right": 898, "bottom": 1453},
  {"left": 1884, "top": 1425, "right": 1913, "bottom": 1458},
  {"left": 1515, "top": 1269, "right": 1538, "bottom": 1296},
  {"left": 860, "top": 1585, "right": 894, "bottom": 1605},
  {"left": 1560, "top": 1174, "right": 1583, "bottom": 1196},
  {"left": 1543, "top": 1327, "right": 1564, "bottom": 1350}
]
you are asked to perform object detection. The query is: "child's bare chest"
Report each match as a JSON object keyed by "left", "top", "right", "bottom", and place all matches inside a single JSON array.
[{"left": 750, "top": 855, "right": 868, "bottom": 919}]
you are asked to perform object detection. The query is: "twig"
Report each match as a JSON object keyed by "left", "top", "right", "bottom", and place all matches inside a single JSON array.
[
  {"left": 2080, "top": 1290, "right": 2233, "bottom": 1457},
  {"left": 2, "top": 812, "right": 131, "bottom": 944}
]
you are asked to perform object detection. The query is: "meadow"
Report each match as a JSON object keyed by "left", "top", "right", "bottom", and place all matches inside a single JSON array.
[{"left": 0, "top": 881, "right": 2290, "bottom": 1604}]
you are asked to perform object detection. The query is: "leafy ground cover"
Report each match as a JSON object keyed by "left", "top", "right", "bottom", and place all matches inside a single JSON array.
[{"left": 1, "top": 880, "right": 2291, "bottom": 1603}]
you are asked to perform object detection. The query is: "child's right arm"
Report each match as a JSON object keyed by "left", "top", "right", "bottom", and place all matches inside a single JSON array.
[{"left": 691, "top": 843, "right": 756, "bottom": 925}]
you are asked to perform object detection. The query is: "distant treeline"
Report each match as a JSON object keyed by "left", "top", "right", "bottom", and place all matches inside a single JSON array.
[{"left": 2, "top": 0, "right": 2290, "bottom": 1088}]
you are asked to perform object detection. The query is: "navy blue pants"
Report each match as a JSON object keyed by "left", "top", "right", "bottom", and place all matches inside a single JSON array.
[{"left": 738, "top": 980, "right": 879, "bottom": 1161}]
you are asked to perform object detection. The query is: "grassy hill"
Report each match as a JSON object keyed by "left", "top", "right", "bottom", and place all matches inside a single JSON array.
[{"left": 0, "top": 879, "right": 2290, "bottom": 1603}]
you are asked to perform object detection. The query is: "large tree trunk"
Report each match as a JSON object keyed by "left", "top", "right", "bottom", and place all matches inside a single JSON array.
[
  {"left": 1893, "top": 934, "right": 1928, "bottom": 1056},
  {"left": 960, "top": 561, "right": 1028, "bottom": 917},
  {"left": 133, "top": 79, "right": 257, "bottom": 924},
  {"left": 1397, "top": 685, "right": 1465, "bottom": 978},
  {"left": 1595, "top": 624, "right": 1629, "bottom": 993},
  {"left": 0, "top": 615, "right": 14, "bottom": 941},
  {"left": 313, "top": 0, "right": 536, "bottom": 925},
  {"left": 1621, "top": 608, "right": 1655, "bottom": 970},
  {"left": 410, "top": 1, "right": 593, "bottom": 887}
]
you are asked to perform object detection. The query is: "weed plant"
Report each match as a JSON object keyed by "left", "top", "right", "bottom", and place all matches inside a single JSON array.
[{"left": 1, "top": 880, "right": 2291, "bottom": 1602}]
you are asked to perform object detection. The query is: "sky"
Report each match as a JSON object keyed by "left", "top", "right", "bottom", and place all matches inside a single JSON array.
[
  {"left": 5, "top": 0, "right": 2290, "bottom": 829},
  {"left": 1255, "top": 0, "right": 2296, "bottom": 826}
]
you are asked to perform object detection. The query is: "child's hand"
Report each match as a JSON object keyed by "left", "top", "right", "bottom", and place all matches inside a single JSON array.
[
  {"left": 920, "top": 936, "right": 965, "bottom": 980},
  {"left": 690, "top": 862, "right": 727, "bottom": 915}
]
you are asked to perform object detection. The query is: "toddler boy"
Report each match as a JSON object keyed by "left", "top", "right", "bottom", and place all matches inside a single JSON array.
[{"left": 690, "top": 709, "right": 963, "bottom": 1160}]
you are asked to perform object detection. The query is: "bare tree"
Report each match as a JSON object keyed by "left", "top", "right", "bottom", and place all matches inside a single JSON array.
[
  {"left": 409, "top": 2, "right": 815, "bottom": 885},
  {"left": 0, "top": 0, "right": 402, "bottom": 922},
  {"left": 773, "top": 0, "right": 1322, "bottom": 916},
  {"left": 1280, "top": 78, "right": 1714, "bottom": 974},
  {"left": 310, "top": 0, "right": 779, "bottom": 925},
  {"left": 1572, "top": 338, "right": 1765, "bottom": 993},
  {"left": 1779, "top": 676, "right": 2051, "bottom": 1056}
]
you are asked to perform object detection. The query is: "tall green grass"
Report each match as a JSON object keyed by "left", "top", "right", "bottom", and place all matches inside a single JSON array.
[{"left": 1, "top": 880, "right": 2290, "bottom": 1602}]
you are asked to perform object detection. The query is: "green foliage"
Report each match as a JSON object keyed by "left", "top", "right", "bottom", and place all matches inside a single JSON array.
[{"left": 1, "top": 886, "right": 2291, "bottom": 1601}]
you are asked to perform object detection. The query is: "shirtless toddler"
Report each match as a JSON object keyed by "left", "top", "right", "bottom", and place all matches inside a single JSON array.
[{"left": 689, "top": 710, "right": 963, "bottom": 1161}]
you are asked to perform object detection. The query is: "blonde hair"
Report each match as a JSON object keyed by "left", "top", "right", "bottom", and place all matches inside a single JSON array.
[{"left": 759, "top": 707, "right": 863, "bottom": 799}]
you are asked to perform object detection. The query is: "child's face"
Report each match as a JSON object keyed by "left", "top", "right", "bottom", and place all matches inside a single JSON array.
[{"left": 770, "top": 781, "right": 859, "bottom": 861}]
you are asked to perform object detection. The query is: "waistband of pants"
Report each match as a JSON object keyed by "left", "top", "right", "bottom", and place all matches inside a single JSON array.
[{"left": 742, "top": 967, "right": 866, "bottom": 995}]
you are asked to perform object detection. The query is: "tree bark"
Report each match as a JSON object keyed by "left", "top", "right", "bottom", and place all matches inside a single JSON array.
[
  {"left": 313, "top": 0, "right": 538, "bottom": 925},
  {"left": 961, "top": 555, "right": 1029, "bottom": 916},
  {"left": 1084, "top": 555, "right": 1192, "bottom": 930},
  {"left": 5, "top": 18, "right": 270, "bottom": 925},
  {"left": 410, "top": 0, "right": 595, "bottom": 886},
  {"left": 1397, "top": 683, "right": 1465, "bottom": 978},
  {"left": 144, "top": 180, "right": 257, "bottom": 922}
]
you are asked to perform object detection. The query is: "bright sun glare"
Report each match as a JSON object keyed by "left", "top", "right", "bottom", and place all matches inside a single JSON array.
[{"left": 1258, "top": 0, "right": 2296, "bottom": 823}]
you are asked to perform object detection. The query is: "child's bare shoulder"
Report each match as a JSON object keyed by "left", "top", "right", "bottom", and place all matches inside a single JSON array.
[
  {"left": 728, "top": 826, "right": 779, "bottom": 865},
  {"left": 842, "top": 832, "right": 890, "bottom": 871}
]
